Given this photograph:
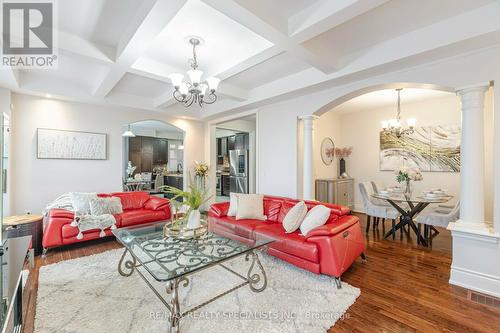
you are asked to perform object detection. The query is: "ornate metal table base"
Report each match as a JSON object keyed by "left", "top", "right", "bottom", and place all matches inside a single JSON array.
[
  {"left": 117, "top": 248, "right": 268, "bottom": 333},
  {"left": 384, "top": 199, "right": 429, "bottom": 246}
]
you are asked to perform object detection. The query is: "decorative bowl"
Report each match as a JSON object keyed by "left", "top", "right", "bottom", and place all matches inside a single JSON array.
[{"left": 163, "top": 219, "right": 208, "bottom": 240}]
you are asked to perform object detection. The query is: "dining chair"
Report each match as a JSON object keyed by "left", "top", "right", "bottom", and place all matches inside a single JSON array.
[
  {"left": 415, "top": 200, "right": 460, "bottom": 243},
  {"left": 370, "top": 181, "right": 380, "bottom": 194},
  {"left": 359, "top": 182, "right": 401, "bottom": 235},
  {"left": 154, "top": 172, "right": 164, "bottom": 191},
  {"left": 141, "top": 172, "right": 153, "bottom": 190}
]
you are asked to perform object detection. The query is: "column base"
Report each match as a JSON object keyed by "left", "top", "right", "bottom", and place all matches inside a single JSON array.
[
  {"left": 448, "top": 221, "right": 500, "bottom": 298},
  {"left": 448, "top": 219, "right": 494, "bottom": 235}
]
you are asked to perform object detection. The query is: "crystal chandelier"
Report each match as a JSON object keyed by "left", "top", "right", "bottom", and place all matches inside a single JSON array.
[
  {"left": 381, "top": 88, "right": 416, "bottom": 138},
  {"left": 168, "top": 37, "right": 220, "bottom": 108}
]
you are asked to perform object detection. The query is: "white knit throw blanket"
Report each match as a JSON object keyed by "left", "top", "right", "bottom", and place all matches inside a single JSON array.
[
  {"left": 44, "top": 193, "right": 116, "bottom": 239},
  {"left": 70, "top": 214, "right": 116, "bottom": 239}
]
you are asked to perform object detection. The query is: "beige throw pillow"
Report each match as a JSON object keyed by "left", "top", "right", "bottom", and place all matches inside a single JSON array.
[
  {"left": 227, "top": 193, "right": 239, "bottom": 216},
  {"left": 299, "top": 205, "right": 331, "bottom": 236},
  {"left": 282, "top": 201, "right": 308, "bottom": 233},
  {"left": 236, "top": 194, "right": 266, "bottom": 220}
]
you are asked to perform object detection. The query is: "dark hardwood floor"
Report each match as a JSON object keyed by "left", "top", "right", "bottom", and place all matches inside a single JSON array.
[{"left": 22, "top": 214, "right": 500, "bottom": 333}]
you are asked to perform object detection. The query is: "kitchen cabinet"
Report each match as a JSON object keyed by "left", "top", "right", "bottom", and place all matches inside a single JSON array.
[
  {"left": 315, "top": 178, "right": 354, "bottom": 209},
  {"left": 129, "top": 136, "right": 142, "bottom": 152},
  {"left": 153, "top": 138, "right": 168, "bottom": 165},
  {"left": 164, "top": 175, "right": 183, "bottom": 202},
  {"left": 227, "top": 135, "right": 235, "bottom": 150},
  {"left": 128, "top": 136, "right": 171, "bottom": 174},
  {"left": 221, "top": 174, "right": 230, "bottom": 196},
  {"left": 235, "top": 133, "right": 248, "bottom": 150},
  {"left": 217, "top": 137, "right": 228, "bottom": 157}
]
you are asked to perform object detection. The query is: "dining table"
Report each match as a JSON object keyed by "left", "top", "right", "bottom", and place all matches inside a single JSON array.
[
  {"left": 124, "top": 179, "right": 151, "bottom": 191},
  {"left": 371, "top": 192, "right": 453, "bottom": 247}
]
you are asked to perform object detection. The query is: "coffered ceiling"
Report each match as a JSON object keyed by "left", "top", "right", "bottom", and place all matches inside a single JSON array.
[{"left": 1, "top": 0, "right": 500, "bottom": 120}]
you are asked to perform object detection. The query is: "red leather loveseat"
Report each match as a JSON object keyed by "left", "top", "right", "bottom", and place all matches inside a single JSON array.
[
  {"left": 208, "top": 196, "right": 365, "bottom": 288},
  {"left": 43, "top": 192, "right": 171, "bottom": 252}
]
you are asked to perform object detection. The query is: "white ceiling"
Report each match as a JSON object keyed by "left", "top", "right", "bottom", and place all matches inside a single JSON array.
[
  {"left": 333, "top": 89, "right": 455, "bottom": 114},
  {"left": 2, "top": 0, "right": 499, "bottom": 120}
]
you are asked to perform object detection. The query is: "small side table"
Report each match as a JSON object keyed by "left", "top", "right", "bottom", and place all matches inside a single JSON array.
[{"left": 4, "top": 214, "right": 44, "bottom": 256}]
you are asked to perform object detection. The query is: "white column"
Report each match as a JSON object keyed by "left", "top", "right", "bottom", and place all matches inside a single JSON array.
[
  {"left": 456, "top": 85, "right": 489, "bottom": 226},
  {"left": 494, "top": 85, "right": 500, "bottom": 234},
  {"left": 300, "top": 115, "right": 317, "bottom": 200}
]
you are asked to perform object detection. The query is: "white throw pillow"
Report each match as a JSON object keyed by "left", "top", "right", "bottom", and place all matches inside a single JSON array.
[
  {"left": 89, "top": 197, "right": 123, "bottom": 215},
  {"left": 299, "top": 205, "right": 331, "bottom": 236},
  {"left": 70, "top": 192, "right": 97, "bottom": 214},
  {"left": 282, "top": 201, "right": 308, "bottom": 233},
  {"left": 236, "top": 194, "right": 266, "bottom": 220},
  {"left": 227, "top": 193, "right": 239, "bottom": 216}
]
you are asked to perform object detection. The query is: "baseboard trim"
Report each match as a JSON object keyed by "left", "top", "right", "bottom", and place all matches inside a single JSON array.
[{"left": 450, "top": 265, "right": 500, "bottom": 298}]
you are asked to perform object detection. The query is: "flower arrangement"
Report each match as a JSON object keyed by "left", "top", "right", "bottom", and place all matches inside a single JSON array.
[
  {"left": 395, "top": 167, "right": 423, "bottom": 183},
  {"left": 334, "top": 147, "right": 353, "bottom": 158},
  {"left": 194, "top": 161, "right": 209, "bottom": 178}
]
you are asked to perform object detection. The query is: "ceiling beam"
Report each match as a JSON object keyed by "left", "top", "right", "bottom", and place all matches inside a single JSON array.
[
  {"left": 202, "top": 0, "right": 337, "bottom": 73},
  {"left": 200, "top": 2, "right": 500, "bottom": 120},
  {"left": 92, "top": 0, "right": 187, "bottom": 98},
  {"left": 58, "top": 31, "right": 114, "bottom": 64},
  {"left": 289, "top": 0, "right": 390, "bottom": 43}
]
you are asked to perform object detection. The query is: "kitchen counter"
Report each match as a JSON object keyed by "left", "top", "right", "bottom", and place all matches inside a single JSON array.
[{"left": 164, "top": 173, "right": 183, "bottom": 178}]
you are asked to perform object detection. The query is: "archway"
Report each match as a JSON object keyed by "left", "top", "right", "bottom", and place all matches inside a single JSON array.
[
  {"left": 312, "top": 82, "right": 455, "bottom": 117},
  {"left": 121, "top": 119, "right": 186, "bottom": 198}
]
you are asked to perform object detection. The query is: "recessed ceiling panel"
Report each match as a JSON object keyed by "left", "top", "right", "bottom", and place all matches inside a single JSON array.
[
  {"left": 111, "top": 73, "right": 171, "bottom": 99},
  {"left": 59, "top": 0, "right": 144, "bottom": 48},
  {"left": 22, "top": 52, "right": 111, "bottom": 93},
  {"left": 141, "top": 0, "right": 273, "bottom": 77},
  {"left": 302, "top": 0, "right": 493, "bottom": 63}
]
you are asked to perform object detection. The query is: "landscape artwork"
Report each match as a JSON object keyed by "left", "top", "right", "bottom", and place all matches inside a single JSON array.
[
  {"left": 380, "top": 125, "right": 461, "bottom": 172},
  {"left": 37, "top": 128, "right": 107, "bottom": 160}
]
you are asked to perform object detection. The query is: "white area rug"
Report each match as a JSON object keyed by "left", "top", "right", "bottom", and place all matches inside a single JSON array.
[{"left": 35, "top": 249, "right": 360, "bottom": 333}]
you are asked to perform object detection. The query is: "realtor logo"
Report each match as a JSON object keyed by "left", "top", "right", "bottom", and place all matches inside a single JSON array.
[{"left": 1, "top": 0, "right": 57, "bottom": 68}]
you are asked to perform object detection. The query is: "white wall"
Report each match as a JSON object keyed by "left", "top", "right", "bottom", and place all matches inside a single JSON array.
[
  {"left": 11, "top": 93, "right": 205, "bottom": 215},
  {"left": 314, "top": 90, "right": 494, "bottom": 219},
  {"left": 314, "top": 111, "right": 341, "bottom": 180},
  {"left": 0, "top": 88, "right": 12, "bottom": 217},
  {"left": 255, "top": 46, "right": 499, "bottom": 218},
  {"left": 321, "top": 95, "right": 463, "bottom": 209}
]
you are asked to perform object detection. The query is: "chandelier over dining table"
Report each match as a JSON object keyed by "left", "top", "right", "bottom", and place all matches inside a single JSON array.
[
  {"left": 381, "top": 88, "right": 416, "bottom": 138},
  {"left": 168, "top": 36, "right": 220, "bottom": 107}
]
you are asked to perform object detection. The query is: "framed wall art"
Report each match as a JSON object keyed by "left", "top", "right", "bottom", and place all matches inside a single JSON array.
[{"left": 37, "top": 128, "right": 107, "bottom": 160}]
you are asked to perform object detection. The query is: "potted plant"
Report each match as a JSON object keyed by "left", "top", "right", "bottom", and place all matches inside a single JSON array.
[
  {"left": 395, "top": 166, "right": 423, "bottom": 196},
  {"left": 162, "top": 175, "right": 212, "bottom": 229}
]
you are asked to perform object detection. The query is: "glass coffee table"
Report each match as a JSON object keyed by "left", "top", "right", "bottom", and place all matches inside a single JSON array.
[{"left": 112, "top": 222, "right": 274, "bottom": 333}]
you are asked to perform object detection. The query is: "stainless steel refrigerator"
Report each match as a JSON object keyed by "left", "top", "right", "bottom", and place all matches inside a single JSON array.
[{"left": 229, "top": 149, "right": 249, "bottom": 194}]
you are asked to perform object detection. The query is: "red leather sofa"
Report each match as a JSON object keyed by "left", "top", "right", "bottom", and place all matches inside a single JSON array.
[
  {"left": 43, "top": 192, "right": 171, "bottom": 252},
  {"left": 208, "top": 196, "right": 365, "bottom": 288}
]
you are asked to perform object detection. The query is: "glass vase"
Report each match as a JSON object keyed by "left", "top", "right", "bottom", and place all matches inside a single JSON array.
[{"left": 404, "top": 179, "right": 412, "bottom": 197}]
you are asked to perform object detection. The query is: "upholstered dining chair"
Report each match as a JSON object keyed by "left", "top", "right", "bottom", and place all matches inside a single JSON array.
[
  {"left": 415, "top": 200, "right": 460, "bottom": 243},
  {"left": 359, "top": 182, "right": 401, "bottom": 235},
  {"left": 371, "top": 181, "right": 380, "bottom": 194}
]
